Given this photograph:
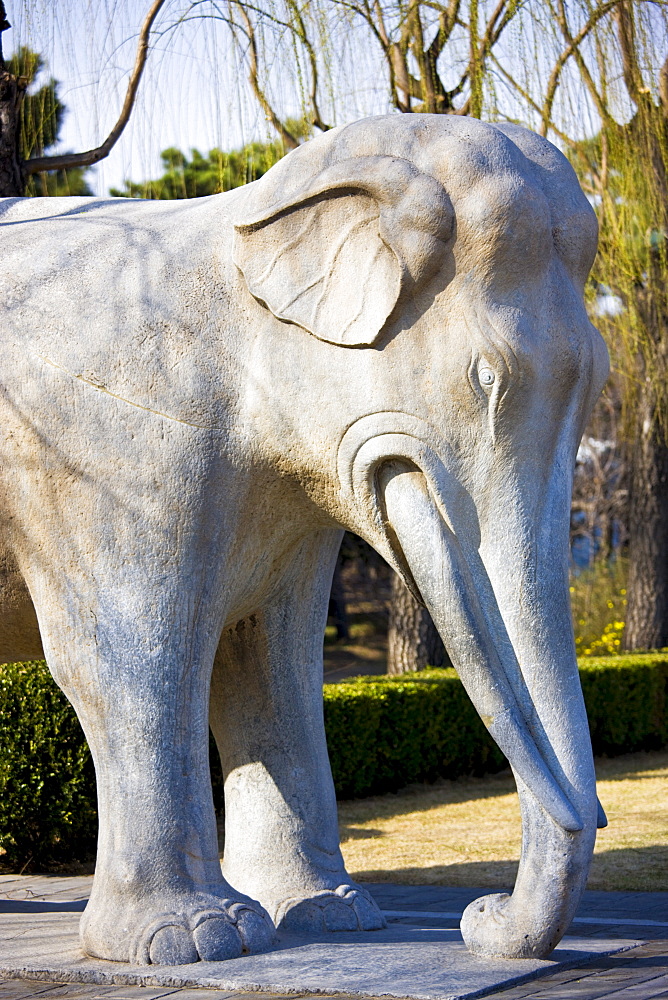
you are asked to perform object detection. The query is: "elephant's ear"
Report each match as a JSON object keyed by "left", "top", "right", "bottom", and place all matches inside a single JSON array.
[{"left": 233, "top": 156, "right": 453, "bottom": 347}]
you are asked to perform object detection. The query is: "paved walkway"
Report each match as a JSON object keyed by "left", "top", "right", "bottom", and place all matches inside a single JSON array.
[{"left": 1, "top": 877, "right": 666, "bottom": 1000}]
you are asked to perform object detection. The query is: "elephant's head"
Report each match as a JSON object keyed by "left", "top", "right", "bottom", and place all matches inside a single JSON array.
[{"left": 232, "top": 115, "right": 609, "bottom": 959}]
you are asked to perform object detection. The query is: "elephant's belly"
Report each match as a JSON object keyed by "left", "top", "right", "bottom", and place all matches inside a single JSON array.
[{"left": 0, "top": 549, "right": 44, "bottom": 663}]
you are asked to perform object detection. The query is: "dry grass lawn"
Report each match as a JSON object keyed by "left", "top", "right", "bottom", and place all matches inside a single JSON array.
[{"left": 339, "top": 750, "right": 668, "bottom": 892}]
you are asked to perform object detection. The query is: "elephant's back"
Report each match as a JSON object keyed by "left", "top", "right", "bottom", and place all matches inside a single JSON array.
[
  {"left": 0, "top": 194, "right": 220, "bottom": 292},
  {"left": 0, "top": 193, "right": 242, "bottom": 434}
]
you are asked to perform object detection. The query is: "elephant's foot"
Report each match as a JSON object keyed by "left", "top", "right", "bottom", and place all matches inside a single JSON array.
[
  {"left": 81, "top": 890, "right": 275, "bottom": 965},
  {"left": 273, "top": 883, "right": 386, "bottom": 933}
]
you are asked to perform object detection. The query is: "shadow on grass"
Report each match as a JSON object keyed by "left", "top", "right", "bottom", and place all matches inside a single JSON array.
[
  {"left": 349, "top": 844, "right": 668, "bottom": 893},
  {"left": 588, "top": 844, "right": 668, "bottom": 892},
  {"left": 337, "top": 770, "right": 518, "bottom": 821},
  {"left": 348, "top": 860, "right": 519, "bottom": 889}
]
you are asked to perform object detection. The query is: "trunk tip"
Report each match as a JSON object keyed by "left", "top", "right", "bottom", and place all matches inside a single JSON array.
[
  {"left": 597, "top": 797, "right": 608, "bottom": 829},
  {"left": 460, "top": 892, "right": 560, "bottom": 960}
]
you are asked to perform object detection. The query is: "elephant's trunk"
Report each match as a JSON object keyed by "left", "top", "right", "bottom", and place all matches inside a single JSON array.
[{"left": 381, "top": 466, "right": 597, "bottom": 959}]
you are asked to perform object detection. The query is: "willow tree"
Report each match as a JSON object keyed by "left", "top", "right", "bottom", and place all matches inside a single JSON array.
[
  {"left": 0, "top": 0, "right": 166, "bottom": 197},
  {"left": 499, "top": 0, "right": 668, "bottom": 650},
  {"left": 211, "top": 0, "right": 521, "bottom": 132},
  {"left": 594, "top": 4, "right": 668, "bottom": 651}
]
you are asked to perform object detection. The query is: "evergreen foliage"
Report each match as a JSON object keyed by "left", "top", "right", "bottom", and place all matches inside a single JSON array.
[
  {"left": 109, "top": 120, "right": 311, "bottom": 199},
  {"left": 0, "top": 660, "right": 96, "bottom": 868},
  {"left": 325, "top": 656, "right": 668, "bottom": 797},
  {"left": 7, "top": 46, "right": 91, "bottom": 196},
  {"left": 324, "top": 669, "right": 507, "bottom": 798}
]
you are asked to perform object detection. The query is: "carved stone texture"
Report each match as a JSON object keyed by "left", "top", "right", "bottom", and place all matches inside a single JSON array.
[{"left": 0, "top": 114, "right": 608, "bottom": 967}]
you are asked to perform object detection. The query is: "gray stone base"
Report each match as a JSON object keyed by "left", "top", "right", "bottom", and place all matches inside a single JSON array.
[{"left": 0, "top": 905, "right": 641, "bottom": 999}]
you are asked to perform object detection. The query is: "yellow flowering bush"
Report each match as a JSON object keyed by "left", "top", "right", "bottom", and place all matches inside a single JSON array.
[
  {"left": 571, "top": 560, "right": 627, "bottom": 657},
  {"left": 576, "top": 619, "right": 625, "bottom": 656}
]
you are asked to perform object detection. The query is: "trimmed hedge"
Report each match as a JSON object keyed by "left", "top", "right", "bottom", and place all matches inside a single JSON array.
[
  {"left": 324, "top": 655, "right": 668, "bottom": 798},
  {"left": 323, "top": 669, "right": 506, "bottom": 798},
  {"left": 579, "top": 654, "right": 668, "bottom": 754},
  {"left": 0, "top": 660, "right": 97, "bottom": 867},
  {"left": 1, "top": 653, "right": 667, "bottom": 866}
]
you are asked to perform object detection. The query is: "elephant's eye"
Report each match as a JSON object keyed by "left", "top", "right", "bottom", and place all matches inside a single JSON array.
[{"left": 478, "top": 366, "right": 495, "bottom": 388}]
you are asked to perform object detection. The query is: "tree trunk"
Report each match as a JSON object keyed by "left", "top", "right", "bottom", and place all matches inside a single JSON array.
[
  {"left": 327, "top": 557, "right": 349, "bottom": 640},
  {"left": 623, "top": 394, "right": 668, "bottom": 650},
  {"left": 387, "top": 571, "right": 448, "bottom": 673},
  {"left": 0, "top": 65, "right": 24, "bottom": 196}
]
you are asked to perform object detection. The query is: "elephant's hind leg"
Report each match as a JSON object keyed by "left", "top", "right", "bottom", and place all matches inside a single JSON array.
[{"left": 211, "top": 529, "right": 385, "bottom": 934}]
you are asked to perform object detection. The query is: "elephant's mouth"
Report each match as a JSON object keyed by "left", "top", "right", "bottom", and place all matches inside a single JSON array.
[{"left": 337, "top": 413, "right": 583, "bottom": 833}]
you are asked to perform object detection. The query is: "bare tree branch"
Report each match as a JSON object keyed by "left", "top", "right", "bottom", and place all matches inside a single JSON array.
[
  {"left": 384, "top": 5, "right": 421, "bottom": 110},
  {"left": 24, "top": 0, "right": 168, "bottom": 175},
  {"left": 330, "top": 0, "right": 410, "bottom": 111},
  {"left": 468, "top": 0, "right": 482, "bottom": 117},
  {"left": 446, "top": 0, "right": 522, "bottom": 118},
  {"left": 490, "top": 52, "right": 580, "bottom": 148},
  {"left": 421, "top": 2, "right": 459, "bottom": 110},
  {"left": 368, "top": 0, "right": 407, "bottom": 110},
  {"left": 480, "top": 0, "right": 510, "bottom": 55},
  {"left": 545, "top": 0, "right": 614, "bottom": 136},
  {"left": 426, "top": 0, "right": 459, "bottom": 66},
  {"left": 332, "top": 0, "right": 385, "bottom": 48},
  {"left": 285, "top": 0, "right": 330, "bottom": 131},
  {"left": 410, "top": 0, "right": 442, "bottom": 112},
  {"left": 372, "top": 0, "right": 391, "bottom": 47}
]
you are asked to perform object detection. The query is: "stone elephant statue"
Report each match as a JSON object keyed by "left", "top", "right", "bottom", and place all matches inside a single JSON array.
[{"left": 0, "top": 113, "right": 609, "bottom": 966}]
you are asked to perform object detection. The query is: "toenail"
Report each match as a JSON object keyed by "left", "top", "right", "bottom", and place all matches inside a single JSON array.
[
  {"left": 235, "top": 908, "right": 275, "bottom": 952},
  {"left": 193, "top": 916, "right": 243, "bottom": 961},
  {"left": 351, "top": 893, "right": 386, "bottom": 929},
  {"left": 323, "top": 899, "right": 358, "bottom": 931},
  {"left": 280, "top": 899, "right": 322, "bottom": 932},
  {"left": 149, "top": 924, "right": 198, "bottom": 965}
]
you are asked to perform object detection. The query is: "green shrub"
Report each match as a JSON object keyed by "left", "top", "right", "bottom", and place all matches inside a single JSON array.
[
  {"left": 1, "top": 653, "right": 667, "bottom": 867},
  {"left": 578, "top": 654, "right": 668, "bottom": 754},
  {"left": 0, "top": 660, "right": 97, "bottom": 867},
  {"left": 323, "top": 656, "right": 668, "bottom": 797},
  {"left": 570, "top": 558, "right": 628, "bottom": 656},
  {"left": 0, "top": 660, "right": 227, "bottom": 868}
]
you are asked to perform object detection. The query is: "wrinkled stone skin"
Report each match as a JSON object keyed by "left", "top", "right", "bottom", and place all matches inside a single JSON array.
[{"left": 0, "top": 115, "right": 609, "bottom": 965}]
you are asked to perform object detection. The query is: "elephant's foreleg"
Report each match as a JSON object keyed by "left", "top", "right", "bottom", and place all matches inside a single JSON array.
[
  {"left": 31, "top": 576, "right": 274, "bottom": 966},
  {"left": 211, "top": 528, "right": 385, "bottom": 933}
]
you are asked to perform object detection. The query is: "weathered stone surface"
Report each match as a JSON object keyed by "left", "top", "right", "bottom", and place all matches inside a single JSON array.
[{"left": 0, "top": 114, "right": 609, "bottom": 964}]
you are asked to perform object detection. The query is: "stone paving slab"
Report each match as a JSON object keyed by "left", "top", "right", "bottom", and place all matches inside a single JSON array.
[
  {"left": 0, "top": 877, "right": 665, "bottom": 1000},
  {"left": 0, "top": 881, "right": 641, "bottom": 1000},
  {"left": 0, "top": 920, "right": 639, "bottom": 1000}
]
